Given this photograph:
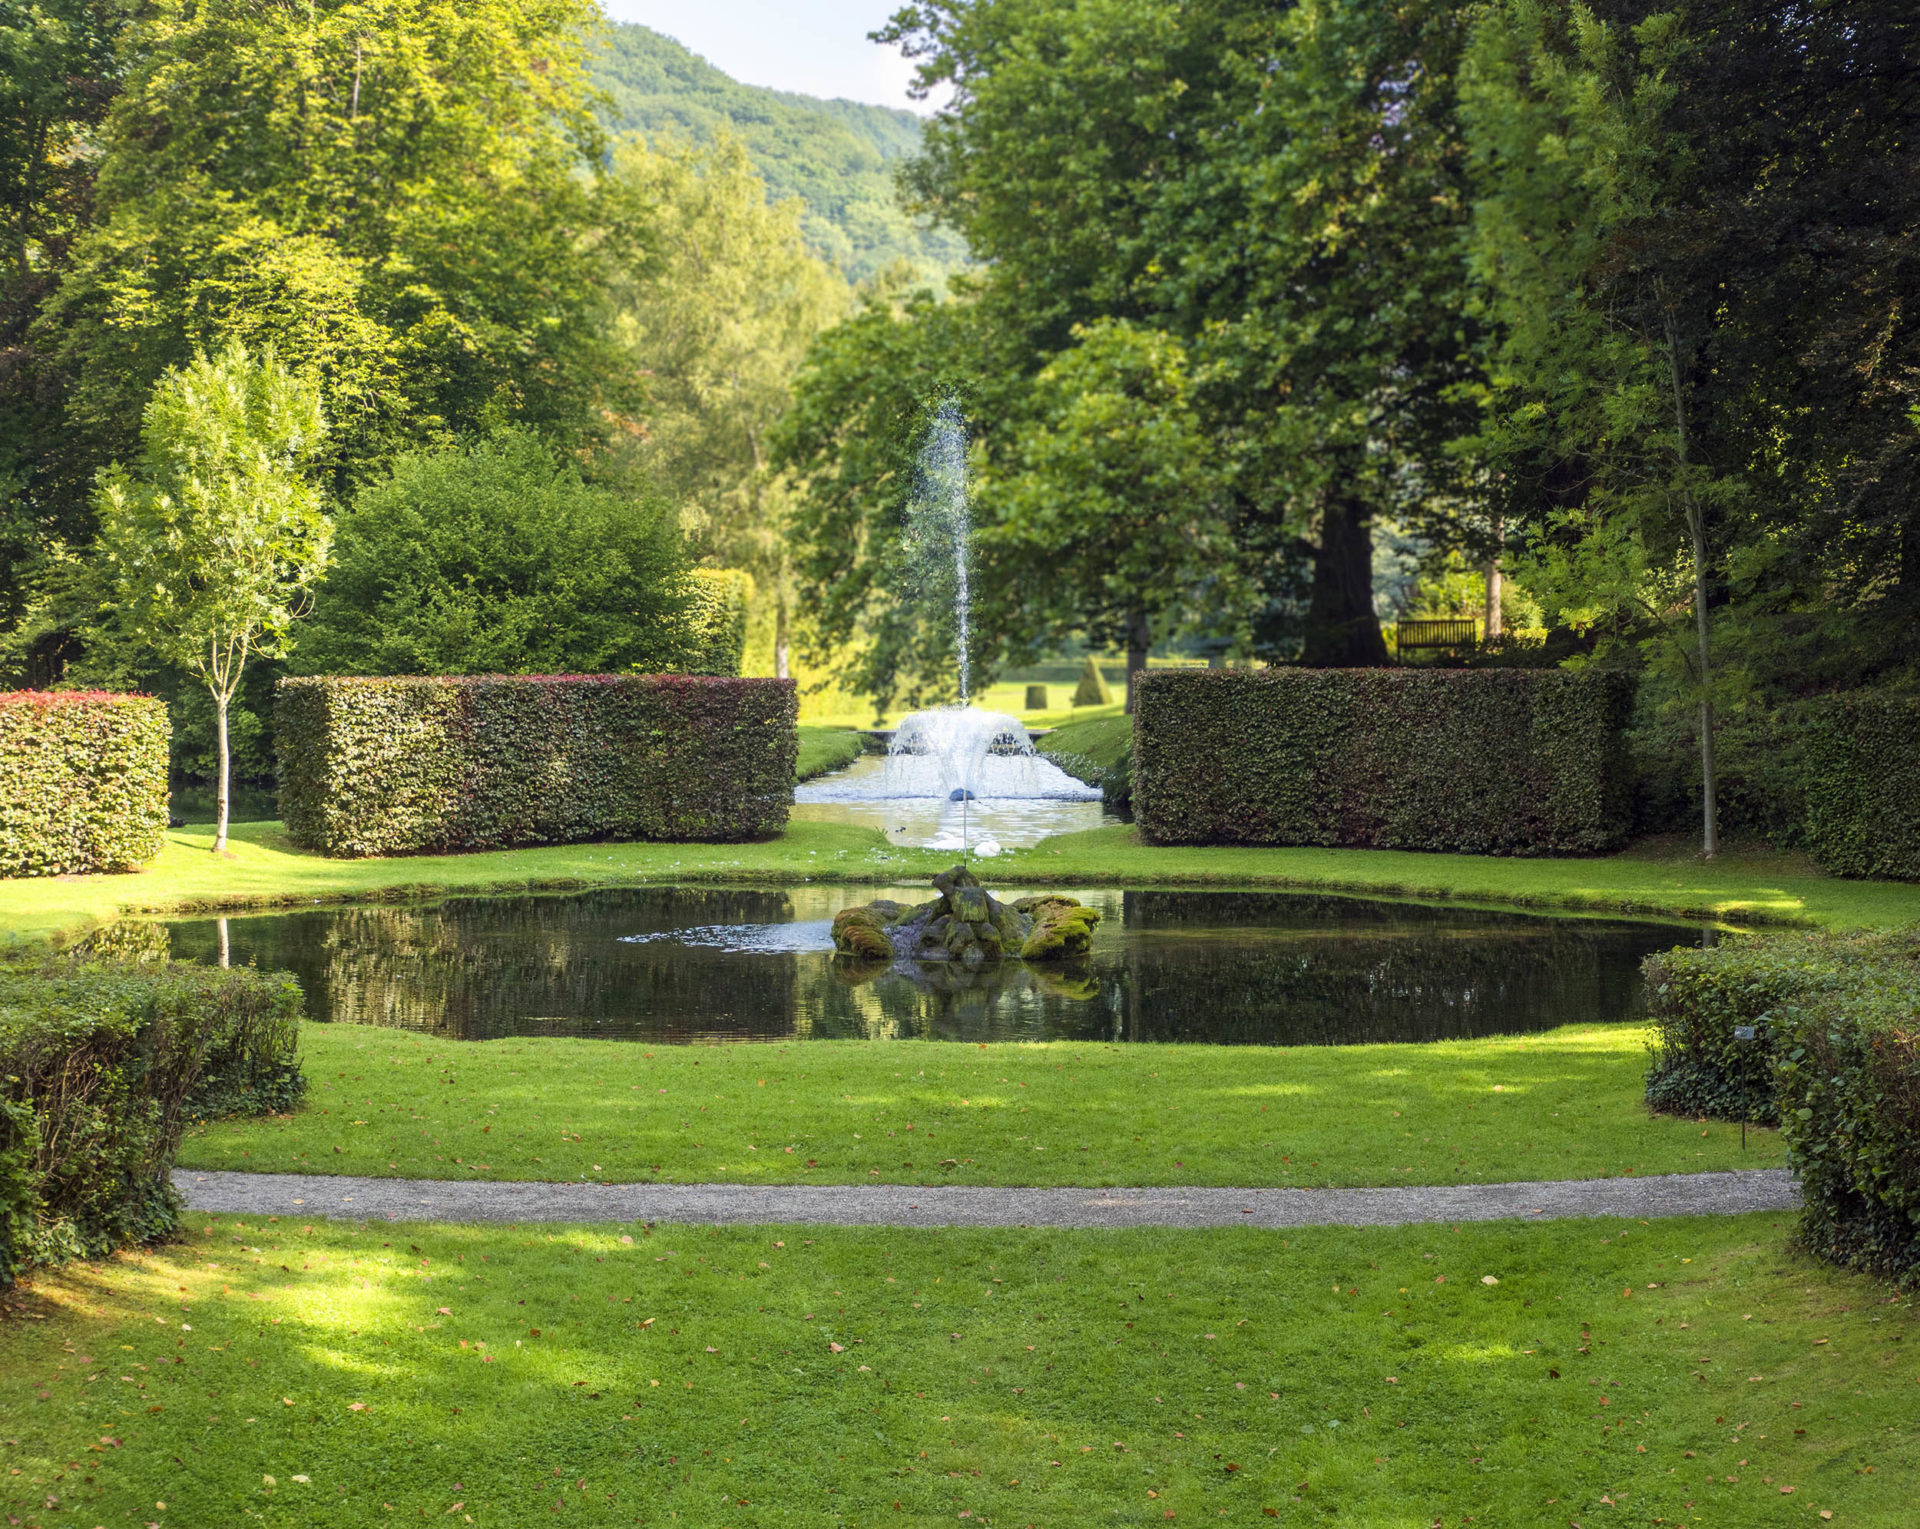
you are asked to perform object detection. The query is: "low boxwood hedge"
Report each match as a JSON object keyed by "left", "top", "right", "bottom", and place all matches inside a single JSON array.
[
  {"left": 277, "top": 673, "right": 798, "bottom": 857},
  {"left": 0, "top": 690, "right": 169, "bottom": 876},
  {"left": 0, "top": 960, "right": 305, "bottom": 1282},
  {"left": 1132, "top": 669, "right": 1633, "bottom": 853},
  {"left": 1802, "top": 692, "right": 1920, "bottom": 880}
]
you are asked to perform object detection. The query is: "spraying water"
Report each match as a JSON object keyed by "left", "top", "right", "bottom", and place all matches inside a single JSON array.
[{"left": 910, "top": 397, "right": 972, "bottom": 701}]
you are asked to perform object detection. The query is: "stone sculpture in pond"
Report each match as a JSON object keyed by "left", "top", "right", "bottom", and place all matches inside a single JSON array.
[{"left": 830, "top": 863, "right": 1100, "bottom": 968}]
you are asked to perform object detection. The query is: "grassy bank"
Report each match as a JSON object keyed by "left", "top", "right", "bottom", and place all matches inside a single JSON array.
[
  {"left": 9, "top": 815, "right": 1918, "bottom": 949},
  {"left": 3, "top": 1210, "right": 1907, "bottom": 1526},
  {"left": 180, "top": 1024, "right": 1786, "bottom": 1188},
  {"left": 795, "top": 726, "right": 866, "bottom": 783}
]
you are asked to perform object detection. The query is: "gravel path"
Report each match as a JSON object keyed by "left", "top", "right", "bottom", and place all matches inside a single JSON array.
[{"left": 175, "top": 1168, "right": 1798, "bottom": 1230}]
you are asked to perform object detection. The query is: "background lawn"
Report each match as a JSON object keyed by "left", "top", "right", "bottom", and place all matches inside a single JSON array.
[
  {"left": 179, "top": 1024, "right": 1787, "bottom": 1188},
  {"left": 11, "top": 818, "right": 1920, "bottom": 949},
  {"left": 795, "top": 727, "right": 867, "bottom": 783},
  {"left": 1, "top": 1211, "right": 1908, "bottom": 1526}
]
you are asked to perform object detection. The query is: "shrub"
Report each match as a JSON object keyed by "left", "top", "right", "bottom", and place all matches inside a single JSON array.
[
  {"left": 1802, "top": 693, "right": 1920, "bottom": 880},
  {"left": 1133, "top": 669, "right": 1634, "bottom": 853},
  {"left": 1071, "top": 658, "right": 1113, "bottom": 707},
  {"left": 678, "top": 569, "right": 754, "bottom": 676},
  {"left": 0, "top": 961, "right": 305, "bottom": 1280},
  {"left": 278, "top": 674, "right": 798, "bottom": 857},
  {"left": 1772, "top": 933, "right": 1920, "bottom": 1282},
  {"left": 0, "top": 691, "right": 170, "bottom": 876},
  {"left": 1025, "top": 684, "right": 1048, "bottom": 711}
]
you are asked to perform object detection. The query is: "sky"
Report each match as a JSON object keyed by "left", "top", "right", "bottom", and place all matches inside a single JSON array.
[{"left": 599, "top": 0, "right": 940, "bottom": 113}]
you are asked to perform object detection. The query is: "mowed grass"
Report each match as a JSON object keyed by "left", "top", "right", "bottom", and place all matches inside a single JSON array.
[
  {"left": 179, "top": 1025, "right": 1786, "bottom": 1188},
  {"left": 3, "top": 1212, "right": 1911, "bottom": 1527},
  {"left": 795, "top": 727, "right": 866, "bottom": 783}
]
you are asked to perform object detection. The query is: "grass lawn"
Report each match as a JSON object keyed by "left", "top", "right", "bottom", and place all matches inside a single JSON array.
[
  {"left": 179, "top": 1024, "right": 1787, "bottom": 1188},
  {"left": 1036, "top": 712, "right": 1133, "bottom": 784},
  {"left": 11, "top": 818, "right": 1920, "bottom": 950},
  {"left": 3, "top": 1210, "right": 1909, "bottom": 1526},
  {"left": 796, "top": 727, "right": 867, "bottom": 783}
]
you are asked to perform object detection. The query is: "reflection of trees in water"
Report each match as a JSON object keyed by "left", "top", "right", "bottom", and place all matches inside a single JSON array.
[
  {"left": 161, "top": 885, "right": 1697, "bottom": 1047},
  {"left": 1105, "top": 892, "right": 1687, "bottom": 1044}
]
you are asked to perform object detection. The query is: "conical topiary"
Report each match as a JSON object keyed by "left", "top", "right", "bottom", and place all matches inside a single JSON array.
[{"left": 1071, "top": 657, "right": 1113, "bottom": 707}]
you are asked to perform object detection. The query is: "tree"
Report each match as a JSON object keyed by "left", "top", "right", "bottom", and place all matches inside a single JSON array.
[
  {"left": 295, "top": 429, "right": 689, "bottom": 679},
  {"left": 94, "top": 344, "right": 332, "bottom": 852},
  {"left": 601, "top": 136, "right": 848, "bottom": 678}
]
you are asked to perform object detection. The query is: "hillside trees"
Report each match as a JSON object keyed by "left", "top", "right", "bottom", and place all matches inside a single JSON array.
[{"left": 602, "top": 137, "right": 848, "bottom": 679}]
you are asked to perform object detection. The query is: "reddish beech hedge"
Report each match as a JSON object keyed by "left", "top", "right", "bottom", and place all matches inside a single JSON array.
[
  {"left": 276, "top": 674, "right": 797, "bottom": 856},
  {"left": 0, "top": 691, "right": 169, "bottom": 876},
  {"left": 1133, "top": 668, "right": 1634, "bottom": 854}
]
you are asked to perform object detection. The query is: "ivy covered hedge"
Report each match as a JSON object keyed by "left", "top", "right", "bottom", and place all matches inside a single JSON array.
[
  {"left": 1801, "top": 693, "right": 1920, "bottom": 880},
  {"left": 277, "top": 673, "right": 798, "bottom": 857},
  {"left": 1132, "top": 669, "right": 1634, "bottom": 853},
  {"left": 0, "top": 690, "right": 169, "bottom": 876},
  {"left": 0, "top": 960, "right": 305, "bottom": 1283}
]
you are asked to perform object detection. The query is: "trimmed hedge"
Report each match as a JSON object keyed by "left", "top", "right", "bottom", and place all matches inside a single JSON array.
[
  {"left": 277, "top": 673, "right": 798, "bottom": 857},
  {"left": 0, "top": 690, "right": 169, "bottom": 876},
  {"left": 679, "top": 569, "right": 754, "bottom": 677},
  {"left": 0, "top": 960, "right": 305, "bottom": 1282},
  {"left": 1133, "top": 669, "right": 1634, "bottom": 853},
  {"left": 1802, "top": 693, "right": 1920, "bottom": 880},
  {"left": 1771, "top": 932, "right": 1920, "bottom": 1282}
]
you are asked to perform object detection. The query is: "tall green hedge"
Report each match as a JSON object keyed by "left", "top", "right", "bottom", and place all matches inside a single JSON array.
[
  {"left": 0, "top": 960, "right": 304, "bottom": 1282},
  {"left": 277, "top": 674, "right": 798, "bottom": 857},
  {"left": 0, "top": 691, "right": 169, "bottom": 876},
  {"left": 1133, "top": 669, "right": 1634, "bottom": 853},
  {"left": 679, "top": 569, "right": 754, "bottom": 677},
  {"left": 1802, "top": 693, "right": 1920, "bottom": 880}
]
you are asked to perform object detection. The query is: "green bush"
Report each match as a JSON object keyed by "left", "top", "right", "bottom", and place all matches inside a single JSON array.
[
  {"left": 1802, "top": 693, "right": 1920, "bottom": 880},
  {"left": 0, "top": 691, "right": 169, "bottom": 876},
  {"left": 0, "top": 961, "right": 305, "bottom": 1281},
  {"left": 1773, "top": 933, "right": 1920, "bottom": 1282},
  {"left": 277, "top": 674, "right": 798, "bottom": 857},
  {"left": 1133, "top": 669, "right": 1634, "bottom": 853},
  {"left": 1071, "top": 658, "right": 1113, "bottom": 707},
  {"left": 679, "top": 569, "right": 754, "bottom": 676}
]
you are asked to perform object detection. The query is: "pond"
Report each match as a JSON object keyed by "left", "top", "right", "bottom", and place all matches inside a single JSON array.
[{"left": 163, "top": 885, "right": 1705, "bottom": 1047}]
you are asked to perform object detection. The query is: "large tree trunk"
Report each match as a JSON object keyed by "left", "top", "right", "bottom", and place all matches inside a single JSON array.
[
  {"left": 1123, "top": 607, "right": 1150, "bottom": 715},
  {"left": 1302, "top": 489, "right": 1390, "bottom": 667},
  {"left": 1484, "top": 511, "right": 1505, "bottom": 641},
  {"left": 213, "top": 689, "right": 231, "bottom": 854}
]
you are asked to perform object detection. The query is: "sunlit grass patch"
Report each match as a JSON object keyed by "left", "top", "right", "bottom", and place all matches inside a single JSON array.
[{"left": 2, "top": 1213, "right": 1913, "bottom": 1525}]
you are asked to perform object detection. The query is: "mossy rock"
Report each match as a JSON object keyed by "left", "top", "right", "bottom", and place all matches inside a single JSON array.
[
  {"left": 830, "top": 907, "right": 893, "bottom": 960},
  {"left": 1020, "top": 902, "right": 1103, "bottom": 960}
]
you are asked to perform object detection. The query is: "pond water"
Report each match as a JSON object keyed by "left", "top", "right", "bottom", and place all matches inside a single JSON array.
[
  {"left": 793, "top": 754, "right": 1118, "bottom": 848},
  {"left": 163, "top": 885, "right": 1704, "bottom": 1047}
]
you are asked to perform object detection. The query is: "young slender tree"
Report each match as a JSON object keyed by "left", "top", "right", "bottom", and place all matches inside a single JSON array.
[{"left": 94, "top": 343, "right": 331, "bottom": 853}]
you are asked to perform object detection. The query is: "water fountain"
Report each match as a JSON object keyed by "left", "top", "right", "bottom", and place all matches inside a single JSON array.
[{"left": 792, "top": 396, "right": 1106, "bottom": 852}]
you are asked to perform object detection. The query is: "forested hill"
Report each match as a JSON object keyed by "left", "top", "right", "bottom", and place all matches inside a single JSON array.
[{"left": 590, "top": 22, "right": 970, "bottom": 285}]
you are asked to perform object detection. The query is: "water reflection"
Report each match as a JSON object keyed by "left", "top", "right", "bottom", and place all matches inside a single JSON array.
[{"left": 162, "top": 885, "right": 1702, "bottom": 1046}]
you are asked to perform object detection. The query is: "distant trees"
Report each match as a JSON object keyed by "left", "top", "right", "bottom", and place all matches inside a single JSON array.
[{"left": 94, "top": 346, "right": 332, "bottom": 851}]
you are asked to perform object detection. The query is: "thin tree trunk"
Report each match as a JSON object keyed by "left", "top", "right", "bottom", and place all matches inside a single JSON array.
[
  {"left": 217, "top": 917, "right": 230, "bottom": 969},
  {"left": 214, "top": 688, "right": 231, "bottom": 854},
  {"left": 1484, "top": 511, "right": 1505, "bottom": 641},
  {"left": 1664, "top": 310, "right": 1717, "bottom": 860},
  {"left": 1302, "top": 487, "right": 1390, "bottom": 667},
  {"left": 1124, "top": 607, "right": 1150, "bottom": 716},
  {"left": 774, "top": 589, "right": 790, "bottom": 680}
]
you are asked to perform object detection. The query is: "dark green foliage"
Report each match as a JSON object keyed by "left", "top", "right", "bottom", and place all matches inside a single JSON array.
[
  {"left": 0, "top": 959, "right": 305, "bottom": 1279},
  {"left": 1772, "top": 932, "right": 1920, "bottom": 1283},
  {"left": 296, "top": 430, "right": 691, "bottom": 680},
  {"left": 1024, "top": 684, "right": 1047, "bottom": 710},
  {"left": 0, "top": 690, "right": 168, "bottom": 875},
  {"left": 1133, "top": 670, "right": 1633, "bottom": 854},
  {"left": 589, "top": 24, "right": 968, "bottom": 285},
  {"left": 1802, "top": 693, "right": 1920, "bottom": 881},
  {"left": 680, "top": 569, "right": 753, "bottom": 677},
  {"left": 1071, "top": 658, "right": 1112, "bottom": 708},
  {"left": 277, "top": 674, "right": 798, "bottom": 857}
]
